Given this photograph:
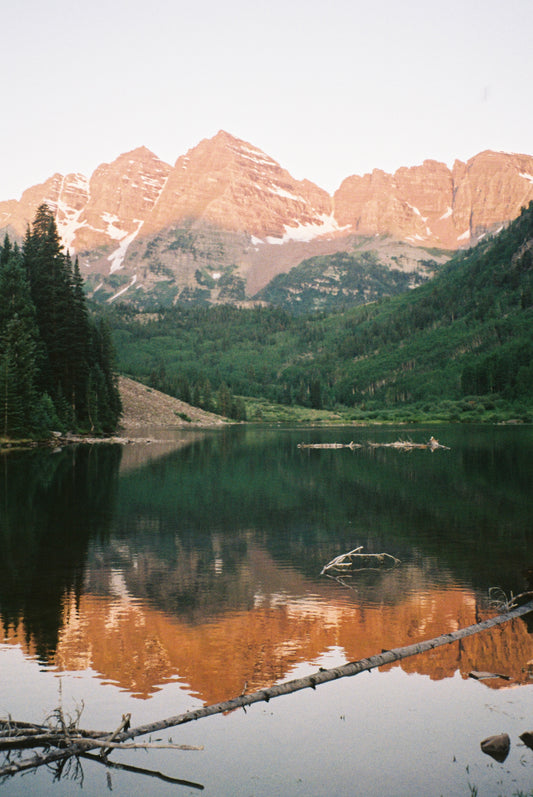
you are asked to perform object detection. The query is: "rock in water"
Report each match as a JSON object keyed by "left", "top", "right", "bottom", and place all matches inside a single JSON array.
[
  {"left": 519, "top": 731, "right": 533, "bottom": 750},
  {"left": 480, "top": 733, "right": 510, "bottom": 762}
]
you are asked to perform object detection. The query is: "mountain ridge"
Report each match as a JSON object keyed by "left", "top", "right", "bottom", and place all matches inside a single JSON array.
[{"left": 2, "top": 132, "right": 533, "bottom": 306}]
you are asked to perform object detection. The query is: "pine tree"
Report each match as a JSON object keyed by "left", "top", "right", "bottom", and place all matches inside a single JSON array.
[
  {"left": 177, "top": 374, "right": 192, "bottom": 404},
  {"left": 23, "top": 204, "right": 72, "bottom": 409},
  {"left": 217, "top": 383, "right": 233, "bottom": 417},
  {"left": 87, "top": 319, "right": 122, "bottom": 433},
  {"left": 63, "top": 254, "right": 91, "bottom": 425},
  {"left": 0, "top": 240, "right": 40, "bottom": 437},
  {"left": 1, "top": 206, "right": 124, "bottom": 439}
]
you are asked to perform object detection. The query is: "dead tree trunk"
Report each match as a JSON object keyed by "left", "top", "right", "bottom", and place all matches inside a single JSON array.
[{"left": 119, "top": 599, "right": 533, "bottom": 743}]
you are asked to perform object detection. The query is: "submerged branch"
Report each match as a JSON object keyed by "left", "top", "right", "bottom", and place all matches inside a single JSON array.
[
  {"left": 80, "top": 753, "right": 205, "bottom": 789},
  {"left": 320, "top": 546, "right": 401, "bottom": 575}
]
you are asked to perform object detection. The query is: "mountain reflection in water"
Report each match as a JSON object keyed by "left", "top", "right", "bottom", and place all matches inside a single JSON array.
[
  {"left": 4, "top": 580, "right": 533, "bottom": 703},
  {"left": 2, "top": 424, "right": 533, "bottom": 705}
]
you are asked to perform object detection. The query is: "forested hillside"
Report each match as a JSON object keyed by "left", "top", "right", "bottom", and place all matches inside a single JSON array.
[
  {"left": 108, "top": 201, "right": 533, "bottom": 423},
  {"left": 254, "top": 249, "right": 433, "bottom": 314},
  {"left": 0, "top": 205, "right": 122, "bottom": 438}
]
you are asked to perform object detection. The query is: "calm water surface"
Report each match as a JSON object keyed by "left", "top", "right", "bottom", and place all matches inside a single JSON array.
[{"left": 2, "top": 424, "right": 533, "bottom": 796}]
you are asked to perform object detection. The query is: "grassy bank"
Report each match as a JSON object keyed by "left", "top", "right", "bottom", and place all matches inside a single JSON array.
[{"left": 242, "top": 395, "right": 533, "bottom": 425}]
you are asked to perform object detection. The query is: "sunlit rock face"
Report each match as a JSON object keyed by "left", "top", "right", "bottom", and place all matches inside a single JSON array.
[
  {"left": 333, "top": 151, "right": 533, "bottom": 249},
  {"left": 1, "top": 136, "right": 533, "bottom": 304},
  {"left": 143, "top": 130, "right": 335, "bottom": 240}
]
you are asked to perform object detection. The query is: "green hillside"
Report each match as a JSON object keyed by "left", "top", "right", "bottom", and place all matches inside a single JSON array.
[
  {"left": 255, "top": 249, "right": 432, "bottom": 314},
  {"left": 107, "top": 202, "right": 533, "bottom": 423}
]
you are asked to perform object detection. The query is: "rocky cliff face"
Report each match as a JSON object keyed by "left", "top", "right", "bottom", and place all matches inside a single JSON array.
[
  {"left": 144, "top": 130, "right": 336, "bottom": 240},
  {"left": 333, "top": 151, "right": 533, "bottom": 249},
  {"left": 1, "top": 133, "right": 533, "bottom": 305}
]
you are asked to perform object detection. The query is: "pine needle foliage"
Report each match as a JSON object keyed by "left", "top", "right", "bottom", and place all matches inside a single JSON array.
[{"left": 0, "top": 205, "right": 122, "bottom": 438}]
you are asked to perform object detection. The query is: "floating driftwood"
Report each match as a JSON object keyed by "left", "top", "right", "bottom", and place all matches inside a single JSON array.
[
  {"left": 297, "top": 441, "right": 362, "bottom": 450},
  {"left": 370, "top": 436, "right": 449, "bottom": 451},
  {"left": 321, "top": 546, "right": 401, "bottom": 575},
  {"left": 3, "top": 599, "right": 532, "bottom": 781},
  {"left": 298, "top": 436, "right": 449, "bottom": 452}
]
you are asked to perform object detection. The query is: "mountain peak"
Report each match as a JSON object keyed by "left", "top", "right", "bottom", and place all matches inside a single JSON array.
[
  {"left": 1, "top": 136, "right": 533, "bottom": 306},
  {"left": 98, "top": 145, "right": 170, "bottom": 170}
]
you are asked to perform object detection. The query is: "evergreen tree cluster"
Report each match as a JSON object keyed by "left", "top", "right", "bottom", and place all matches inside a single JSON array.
[
  {"left": 147, "top": 366, "right": 247, "bottom": 421},
  {"left": 0, "top": 205, "right": 122, "bottom": 438}
]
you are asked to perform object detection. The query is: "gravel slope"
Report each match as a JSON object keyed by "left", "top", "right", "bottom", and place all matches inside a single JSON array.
[{"left": 118, "top": 376, "right": 228, "bottom": 432}]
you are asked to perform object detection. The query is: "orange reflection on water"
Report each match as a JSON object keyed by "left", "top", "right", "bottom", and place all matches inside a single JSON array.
[{"left": 3, "top": 586, "right": 533, "bottom": 703}]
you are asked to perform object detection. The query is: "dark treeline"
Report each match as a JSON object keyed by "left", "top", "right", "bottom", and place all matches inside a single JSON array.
[
  {"left": 108, "top": 201, "right": 533, "bottom": 422},
  {"left": 0, "top": 205, "right": 121, "bottom": 438}
]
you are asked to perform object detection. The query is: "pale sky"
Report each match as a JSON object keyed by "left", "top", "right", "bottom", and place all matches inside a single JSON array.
[{"left": 1, "top": 0, "right": 532, "bottom": 201}]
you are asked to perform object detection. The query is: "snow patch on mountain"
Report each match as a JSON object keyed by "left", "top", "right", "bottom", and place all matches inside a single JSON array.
[
  {"left": 405, "top": 202, "right": 428, "bottom": 222},
  {"left": 103, "top": 213, "right": 130, "bottom": 241},
  {"left": 267, "top": 184, "right": 306, "bottom": 203},
  {"left": 108, "top": 221, "right": 144, "bottom": 273},
  {"left": 66, "top": 174, "right": 90, "bottom": 193},
  {"left": 50, "top": 173, "right": 90, "bottom": 251},
  {"left": 264, "top": 214, "right": 349, "bottom": 245},
  {"left": 56, "top": 205, "right": 87, "bottom": 251},
  {"left": 234, "top": 143, "right": 278, "bottom": 170}
]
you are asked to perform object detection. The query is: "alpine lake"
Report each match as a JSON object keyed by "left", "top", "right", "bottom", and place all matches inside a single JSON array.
[{"left": 2, "top": 423, "right": 533, "bottom": 797}]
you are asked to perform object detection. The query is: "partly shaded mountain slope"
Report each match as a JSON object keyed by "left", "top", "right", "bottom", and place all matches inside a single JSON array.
[
  {"left": 324, "top": 200, "right": 533, "bottom": 414},
  {"left": 108, "top": 201, "right": 533, "bottom": 420}
]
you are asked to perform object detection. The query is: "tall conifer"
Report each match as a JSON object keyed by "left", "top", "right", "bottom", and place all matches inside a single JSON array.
[
  {"left": 0, "top": 241, "right": 39, "bottom": 436},
  {"left": 11, "top": 204, "right": 124, "bottom": 436}
]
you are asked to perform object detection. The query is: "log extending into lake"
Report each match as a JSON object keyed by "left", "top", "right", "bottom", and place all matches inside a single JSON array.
[
  {"left": 2, "top": 600, "right": 532, "bottom": 778},
  {"left": 119, "top": 599, "right": 533, "bottom": 743}
]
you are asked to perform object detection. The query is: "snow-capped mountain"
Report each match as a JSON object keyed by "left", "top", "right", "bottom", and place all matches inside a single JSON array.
[{"left": 1, "top": 132, "right": 533, "bottom": 305}]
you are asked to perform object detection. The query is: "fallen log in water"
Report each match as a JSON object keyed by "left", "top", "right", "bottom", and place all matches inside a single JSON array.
[
  {"left": 369, "top": 436, "right": 450, "bottom": 451},
  {"left": 0, "top": 715, "right": 202, "bottom": 778},
  {"left": 297, "top": 441, "right": 361, "bottom": 450},
  {"left": 117, "top": 599, "right": 533, "bottom": 741},
  {"left": 3, "top": 599, "right": 532, "bottom": 779},
  {"left": 298, "top": 436, "right": 449, "bottom": 452}
]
